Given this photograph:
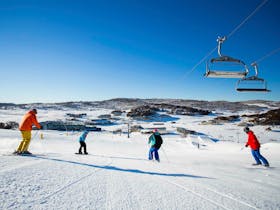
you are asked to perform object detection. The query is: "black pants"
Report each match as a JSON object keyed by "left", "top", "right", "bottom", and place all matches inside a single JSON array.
[{"left": 79, "top": 141, "right": 87, "bottom": 154}]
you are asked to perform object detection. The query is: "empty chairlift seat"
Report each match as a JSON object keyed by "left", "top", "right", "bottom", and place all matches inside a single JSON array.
[
  {"left": 236, "top": 63, "right": 271, "bottom": 92},
  {"left": 205, "top": 36, "right": 249, "bottom": 78}
]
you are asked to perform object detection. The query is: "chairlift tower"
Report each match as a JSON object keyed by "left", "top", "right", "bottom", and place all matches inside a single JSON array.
[{"left": 127, "top": 122, "right": 130, "bottom": 138}]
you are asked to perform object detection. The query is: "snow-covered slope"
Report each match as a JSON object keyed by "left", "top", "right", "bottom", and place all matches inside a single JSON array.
[
  {"left": 1, "top": 128, "right": 280, "bottom": 209},
  {"left": 1, "top": 104, "right": 280, "bottom": 209}
]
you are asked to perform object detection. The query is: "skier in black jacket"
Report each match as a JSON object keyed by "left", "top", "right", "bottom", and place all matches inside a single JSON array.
[{"left": 148, "top": 129, "right": 163, "bottom": 162}]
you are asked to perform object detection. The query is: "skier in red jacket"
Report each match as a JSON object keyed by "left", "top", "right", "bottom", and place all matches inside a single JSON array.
[{"left": 244, "top": 127, "right": 269, "bottom": 167}]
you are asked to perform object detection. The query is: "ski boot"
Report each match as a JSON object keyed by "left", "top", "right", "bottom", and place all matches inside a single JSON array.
[
  {"left": 252, "top": 163, "right": 261, "bottom": 166},
  {"left": 21, "top": 151, "right": 32, "bottom": 155}
]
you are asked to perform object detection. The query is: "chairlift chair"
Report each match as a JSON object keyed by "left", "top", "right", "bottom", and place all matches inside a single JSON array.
[
  {"left": 205, "top": 36, "right": 249, "bottom": 78},
  {"left": 236, "top": 63, "right": 271, "bottom": 92}
]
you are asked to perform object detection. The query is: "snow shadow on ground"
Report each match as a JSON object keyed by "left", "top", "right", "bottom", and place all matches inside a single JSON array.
[
  {"left": 90, "top": 154, "right": 148, "bottom": 162},
  {"left": 31, "top": 156, "right": 212, "bottom": 179}
]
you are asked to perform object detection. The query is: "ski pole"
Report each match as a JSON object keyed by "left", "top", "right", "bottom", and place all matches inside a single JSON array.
[
  {"left": 33, "top": 130, "right": 40, "bottom": 140},
  {"left": 161, "top": 147, "right": 170, "bottom": 163}
]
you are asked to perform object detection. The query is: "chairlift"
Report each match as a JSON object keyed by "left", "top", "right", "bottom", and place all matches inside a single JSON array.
[
  {"left": 205, "top": 36, "right": 249, "bottom": 78},
  {"left": 236, "top": 63, "right": 271, "bottom": 92}
]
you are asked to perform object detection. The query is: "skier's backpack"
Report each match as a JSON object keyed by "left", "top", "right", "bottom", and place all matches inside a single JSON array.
[{"left": 154, "top": 134, "right": 163, "bottom": 149}]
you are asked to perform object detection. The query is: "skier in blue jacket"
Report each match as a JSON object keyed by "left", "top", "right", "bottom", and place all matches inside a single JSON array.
[
  {"left": 148, "top": 129, "right": 163, "bottom": 162},
  {"left": 78, "top": 130, "right": 89, "bottom": 154}
]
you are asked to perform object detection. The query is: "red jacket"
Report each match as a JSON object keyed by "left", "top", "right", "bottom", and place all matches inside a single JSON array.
[
  {"left": 19, "top": 110, "right": 41, "bottom": 131},
  {"left": 245, "top": 131, "right": 260, "bottom": 150}
]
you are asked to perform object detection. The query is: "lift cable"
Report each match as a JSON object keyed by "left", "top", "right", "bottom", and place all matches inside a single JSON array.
[{"left": 252, "top": 47, "right": 280, "bottom": 64}]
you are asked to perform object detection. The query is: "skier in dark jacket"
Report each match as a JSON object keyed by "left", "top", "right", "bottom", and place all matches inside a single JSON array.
[
  {"left": 148, "top": 129, "right": 163, "bottom": 162},
  {"left": 244, "top": 127, "right": 269, "bottom": 167}
]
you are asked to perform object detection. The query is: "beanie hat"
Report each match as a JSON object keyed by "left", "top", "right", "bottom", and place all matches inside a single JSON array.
[{"left": 31, "top": 109, "right": 37, "bottom": 114}]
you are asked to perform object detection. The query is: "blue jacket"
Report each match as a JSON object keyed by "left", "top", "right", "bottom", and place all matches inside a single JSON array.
[{"left": 79, "top": 131, "right": 88, "bottom": 142}]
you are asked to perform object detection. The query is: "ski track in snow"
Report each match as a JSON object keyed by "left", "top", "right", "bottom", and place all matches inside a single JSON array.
[
  {"left": 0, "top": 156, "right": 46, "bottom": 173},
  {"left": 2, "top": 155, "right": 114, "bottom": 209},
  {"left": 29, "top": 156, "right": 113, "bottom": 206},
  {"left": 157, "top": 150, "right": 280, "bottom": 210},
  {"left": 160, "top": 157, "right": 277, "bottom": 209},
  {"left": 137, "top": 160, "right": 249, "bottom": 210},
  {"left": 155, "top": 163, "right": 259, "bottom": 210}
]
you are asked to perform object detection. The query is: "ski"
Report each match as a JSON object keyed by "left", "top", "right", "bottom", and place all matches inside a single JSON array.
[{"left": 2, "top": 153, "right": 44, "bottom": 157}]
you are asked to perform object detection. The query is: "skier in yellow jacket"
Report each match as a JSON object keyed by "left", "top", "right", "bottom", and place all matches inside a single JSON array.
[{"left": 15, "top": 109, "right": 42, "bottom": 155}]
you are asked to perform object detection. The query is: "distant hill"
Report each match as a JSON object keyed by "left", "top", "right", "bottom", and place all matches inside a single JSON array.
[{"left": 0, "top": 98, "right": 279, "bottom": 112}]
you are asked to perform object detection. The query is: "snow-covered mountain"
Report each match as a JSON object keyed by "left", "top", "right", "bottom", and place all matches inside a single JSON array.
[{"left": 1, "top": 98, "right": 279, "bottom": 112}]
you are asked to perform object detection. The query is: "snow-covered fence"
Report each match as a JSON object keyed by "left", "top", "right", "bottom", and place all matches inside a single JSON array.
[{"left": 186, "top": 134, "right": 219, "bottom": 149}]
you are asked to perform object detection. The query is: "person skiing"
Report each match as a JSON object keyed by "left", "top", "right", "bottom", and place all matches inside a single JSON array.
[
  {"left": 148, "top": 128, "right": 163, "bottom": 162},
  {"left": 15, "top": 109, "right": 42, "bottom": 155},
  {"left": 244, "top": 127, "right": 269, "bottom": 167},
  {"left": 77, "top": 130, "right": 89, "bottom": 155}
]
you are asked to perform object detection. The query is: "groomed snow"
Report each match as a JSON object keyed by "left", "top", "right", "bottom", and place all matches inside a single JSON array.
[{"left": 0, "top": 109, "right": 280, "bottom": 210}]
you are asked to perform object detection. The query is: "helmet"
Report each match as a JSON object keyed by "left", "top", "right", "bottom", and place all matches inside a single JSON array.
[{"left": 244, "top": 127, "right": 250, "bottom": 133}]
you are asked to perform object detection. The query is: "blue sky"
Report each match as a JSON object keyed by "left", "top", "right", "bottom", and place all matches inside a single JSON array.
[{"left": 0, "top": 0, "right": 279, "bottom": 103}]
